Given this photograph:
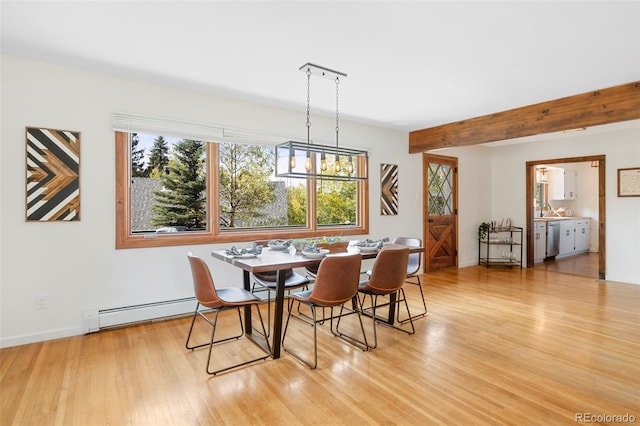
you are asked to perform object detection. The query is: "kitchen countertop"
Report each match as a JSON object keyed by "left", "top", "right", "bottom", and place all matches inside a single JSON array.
[{"left": 534, "top": 216, "right": 588, "bottom": 221}]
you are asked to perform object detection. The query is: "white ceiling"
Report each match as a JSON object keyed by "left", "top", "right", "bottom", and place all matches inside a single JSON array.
[{"left": 2, "top": 1, "right": 639, "bottom": 133}]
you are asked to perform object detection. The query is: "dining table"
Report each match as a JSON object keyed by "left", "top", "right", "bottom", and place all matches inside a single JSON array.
[{"left": 211, "top": 243, "right": 424, "bottom": 359}]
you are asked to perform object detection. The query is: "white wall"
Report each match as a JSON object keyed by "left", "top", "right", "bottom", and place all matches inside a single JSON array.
[
  {"left": 2, "top": 54, "right": 638, "bottom": 348},
  {"left": 0, "top": 55, "right": 420, "bottom": 347}
]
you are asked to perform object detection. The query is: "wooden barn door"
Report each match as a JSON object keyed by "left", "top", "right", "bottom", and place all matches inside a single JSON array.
[{"left": 423, "top": 154, "right": 458, "bottom": 271}]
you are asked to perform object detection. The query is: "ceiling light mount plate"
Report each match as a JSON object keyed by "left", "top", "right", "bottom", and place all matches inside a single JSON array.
[{"left": 299, "top": 63, "right": 347, "bottom": 80}]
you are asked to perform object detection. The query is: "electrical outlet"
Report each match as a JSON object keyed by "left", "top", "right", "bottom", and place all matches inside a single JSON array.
[{"left": 35, "top": 294, "right": 47, "bottom": 309}]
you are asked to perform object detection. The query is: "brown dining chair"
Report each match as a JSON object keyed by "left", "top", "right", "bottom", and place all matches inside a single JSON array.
[
  {"left": 185, "top": 252, "right": 271, "bottom": 375},
  {"left": 357, "top": 246, "right": 415, "bottom": 349},
  {"left": 282, "top": 253, "right": 368, "bottom": 369},
  {"left": 251, "top": 240, "right": 310, "bottom": 337},
  {"left": 392, "top": 236, "right": 427, "bottom": 323}
]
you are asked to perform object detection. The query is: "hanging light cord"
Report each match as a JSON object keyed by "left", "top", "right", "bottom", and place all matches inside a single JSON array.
[
  {"left": 306, "top": 68, "right": 312, "bottom": 147},
  {"left": 335, "top": 76, "right": 340, "bottom": 149}
]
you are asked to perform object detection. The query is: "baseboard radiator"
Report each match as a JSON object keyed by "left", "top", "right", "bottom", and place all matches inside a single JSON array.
[{"left": 84, "top": 297, "right": 197, "bottom": 333}]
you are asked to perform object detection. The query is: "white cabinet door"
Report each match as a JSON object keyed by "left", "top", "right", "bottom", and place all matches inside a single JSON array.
[
  {"left": 558, "top": 220, "right": 575, "bottom": 258},
  {"left": 549, "top": 169, "right": 564, "bottom": 200},
  {"left": 564, "top": 170, "right": 577, "bottom": 199},
  {"left": 534, "top": 222, "right": 547, "bottom": 262},
  {"left": 550, "top": 169, "right": 577, "bottom": 200},
  {"left": 575, "top": 219, "right": 590, "bottom": 253}
]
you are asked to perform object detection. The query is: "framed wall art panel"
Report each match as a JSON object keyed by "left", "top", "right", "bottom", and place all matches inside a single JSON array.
[
  {"left": 380, "top": 163, "right": 398, "bottom": 215},
  {"left": 25, "top": 127, "right": 81, "bottom": 221},
  {"left": 618, "top": 167, "right": 640, "bottom": 197}
]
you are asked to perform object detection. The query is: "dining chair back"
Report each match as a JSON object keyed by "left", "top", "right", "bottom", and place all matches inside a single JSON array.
[
  {"left": 185, "top": 252, "right": 271, "bottom": 375},
  {"left": 306, "top": 253, "right": 363, "bottom": 306},
  {"left": 188, "top": 253, "right": 223, "bottom": 308},
  {"left": 364, "top": 246, "right": 410, "bottom": 295},
  {"left": 391, "top": 236, "right": 427, "bottom": 323}
]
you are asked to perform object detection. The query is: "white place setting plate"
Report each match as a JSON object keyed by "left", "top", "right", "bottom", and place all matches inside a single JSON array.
[
  {"left": 301, "top": 249, "right": 330, "bottom": 259},
  {"left": 233, "top": 253, "right": 258, "bottom": 259},
  {"left": 357, "top": 245, "right": 380, "bottom": 253}
]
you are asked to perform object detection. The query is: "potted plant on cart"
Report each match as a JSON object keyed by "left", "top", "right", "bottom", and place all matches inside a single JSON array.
[{"left": 478, "top": 222, "right": 491, "bottom": 241}]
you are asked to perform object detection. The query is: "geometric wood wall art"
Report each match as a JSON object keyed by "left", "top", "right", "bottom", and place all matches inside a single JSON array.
[
  {"left": 25, "top": 127, "right": 81, "bottom": 221},
  {"left": 380, "top": 163, "right": 398, "bottom": 215}
]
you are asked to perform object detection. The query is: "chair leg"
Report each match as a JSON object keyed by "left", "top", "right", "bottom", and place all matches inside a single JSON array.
[
  {"left": 185, "top": 302, "right": 201, "bottom": 350},
  {"left": 358, "top": 290, "right": 415, "bottom": 350},
  {"left": 263, "top": 289, "right": 272, "bottom": 338},
  {"left": 395, "top": 288, "right": 415, "bottom": 336},
  {"left": 206, "top": 305, "right": 271, "bottom": 375},
  {"left": 396, "top": 276, "right": 427, "bottom": 324},
  {"left": 282, "top": 298, "right": 318, "bottom": 369},
  {"left": 186, "top": 304, "right": 245, "bottom": 351},
  {"left": 187, "top": 303, "right": 270, "bottom": 375},
  {"left": 332, "top": 299, "right": 369, "bottom": 351},
  {"left": 364, "top": 294, "right": 380, "bottom": 349},
  {"left": 254, "top": 284, "right": 311, "bottom": 338}
]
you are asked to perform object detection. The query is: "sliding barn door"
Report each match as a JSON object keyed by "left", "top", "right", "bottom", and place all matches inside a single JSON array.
[{"left": 423, "top": 154, "right": 458, "bottom": 271}]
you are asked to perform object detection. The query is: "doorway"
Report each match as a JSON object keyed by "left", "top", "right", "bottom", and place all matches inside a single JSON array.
[
  {"left": 423, "top": 153, "right": 458, "bottom": 272},
  {"left": 525, "top": 155, "right": 606, "bottom": 279}
]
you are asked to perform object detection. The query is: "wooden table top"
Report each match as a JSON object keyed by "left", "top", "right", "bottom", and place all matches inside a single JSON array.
[{"left": 211, "top": 244, "right": 423, "bottom": 273}]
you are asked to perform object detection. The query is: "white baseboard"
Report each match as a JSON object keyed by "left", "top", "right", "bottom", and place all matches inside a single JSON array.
[
  {"left": 0, "top": 297, "right": 197, "bottom": 348},
  {"left": 95, "top": 297, "right": 196, "bottom": 330},
  {"left": 0, "top": 326, "right": 84, "bottom": 349}
]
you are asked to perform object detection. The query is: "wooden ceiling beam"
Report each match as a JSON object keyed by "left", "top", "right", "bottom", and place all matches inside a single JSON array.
[{"left": 408, "top": 81, "right": 640, "bottom": 153}]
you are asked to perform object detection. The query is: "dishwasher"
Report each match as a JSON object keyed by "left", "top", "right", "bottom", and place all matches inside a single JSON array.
[{"left": 546, "top": 221, "right": 560, "bottom": 257}]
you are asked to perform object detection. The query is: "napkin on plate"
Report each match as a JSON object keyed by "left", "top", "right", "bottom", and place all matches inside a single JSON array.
[
  {"left": 268, "top": 239, "right": 291, "bottom": 247},
  {"left": 354, "top": 237, "right": 389, "bottom": 249},
  {"left": 302, "top": 244, "right": 320, "bottom": 253},
  {"left": 225, "top": 243, "right": 263, "bottom": 256}
]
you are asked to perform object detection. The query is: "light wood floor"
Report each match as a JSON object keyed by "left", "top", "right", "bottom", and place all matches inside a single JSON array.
[
  {"left": 2, "top": 266, "right": 638, "bottom": 425},
  {"left": 534, "top": 252, "right": 600, "bottom": 279}
]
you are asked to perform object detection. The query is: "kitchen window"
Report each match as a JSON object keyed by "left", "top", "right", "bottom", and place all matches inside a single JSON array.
[{"left": 115, "top": 130, "right": 368, "bottom": 249}]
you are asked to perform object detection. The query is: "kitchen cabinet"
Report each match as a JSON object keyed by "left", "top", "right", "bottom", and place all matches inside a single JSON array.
[
  {"left": 549, "top": 169, "right": 577, "bottom": 200},
  {"left": 558, "top": 220, "right": 576, "bottom": 258},
  {"left": 574, "top": 219, "right": 590, "bottom": 253},
  {"left": 534, "top": 221, "right": 547, "bottom": 263},
  {"left": 552, "top": 218, "right": 591, "bottom": 258}
]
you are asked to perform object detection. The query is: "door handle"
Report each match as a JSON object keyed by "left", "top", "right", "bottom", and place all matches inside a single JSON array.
[{"left": 428, "top": 219, "right": 434, "bottom": 223}]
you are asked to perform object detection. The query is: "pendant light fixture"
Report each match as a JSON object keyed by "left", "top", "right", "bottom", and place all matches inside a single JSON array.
[
  {"left": 276, "top": 63, "right": 368, "bottom": 181},
  {"left": 536, "top": 166, "right": 549, "bottom": 184}
]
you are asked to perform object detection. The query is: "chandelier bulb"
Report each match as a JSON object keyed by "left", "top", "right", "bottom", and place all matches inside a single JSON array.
[
  {"left": 335, "top": 155, "right": 341, "bottom": 173},
  {"left": 304, "top": 154, "right": 311, "bottom": 172},
  {"left": 320, "top": 151, "right": 327, "bottom": 172},
  {"left": 347, "top": 156, "right": 354, "bottom": 174},
  {"left": 289, "top": 147, "right": 296, "bottom": 169}
]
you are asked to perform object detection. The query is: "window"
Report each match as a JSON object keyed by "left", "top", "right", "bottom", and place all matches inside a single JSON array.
[
  {"left": 534, "top": 182, "right": 549, "bottom": 214},
  {"left": 116, "top": 131, "right": 368, "bottom": 249}
]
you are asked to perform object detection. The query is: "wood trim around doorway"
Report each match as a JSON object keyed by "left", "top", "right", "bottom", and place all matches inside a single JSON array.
[{"left": 525, "top": 155, "right": 606, "bottom": 279}]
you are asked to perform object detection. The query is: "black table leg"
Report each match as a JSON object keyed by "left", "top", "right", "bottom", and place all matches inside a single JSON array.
[
  {"left": 271, "top": 270, "right": 286, "bottom": 359},
  {"left": 387, "top": 292, "right": 397, "bottom": 324},
  {"left": 243, "top": 270, "right": 252, "bottom": 331},
  {"left": 359, "top": 291, "right": 398, "bottom": 325}
]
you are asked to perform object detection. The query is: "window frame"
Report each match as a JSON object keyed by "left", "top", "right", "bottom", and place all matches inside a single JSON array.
[{"left": 115, "top": 131, "right": 368, "bottom": 249}]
